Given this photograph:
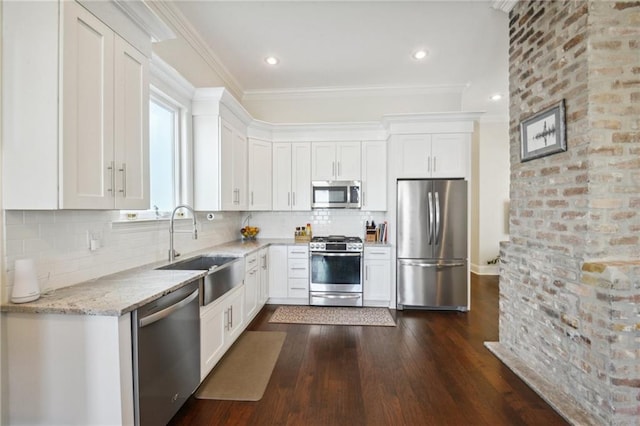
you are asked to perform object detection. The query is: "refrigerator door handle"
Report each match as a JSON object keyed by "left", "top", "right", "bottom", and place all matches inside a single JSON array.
[
  {"left": 399, "top": 261, "right": 466, "bottom": 268},
  {"left": 435, "top": 191, "right": 441, "bottom": 245},
  {"left": 427, "top": 191, "right": 434, "bottom": 245}
]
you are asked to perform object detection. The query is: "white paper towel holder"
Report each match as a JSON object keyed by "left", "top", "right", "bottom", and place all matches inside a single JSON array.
[{"left": 11, "top": 258, "right": 41, "bottom": 303}]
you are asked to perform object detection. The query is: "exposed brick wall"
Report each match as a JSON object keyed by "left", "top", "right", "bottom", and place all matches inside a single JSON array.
[{"left": 500, "top": 1, "right": 640, "bottom": 424}]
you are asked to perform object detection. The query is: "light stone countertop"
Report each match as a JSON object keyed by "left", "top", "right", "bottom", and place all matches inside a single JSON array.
[{"left": 0, "top": 238, "right": 299, "bottom": 317}]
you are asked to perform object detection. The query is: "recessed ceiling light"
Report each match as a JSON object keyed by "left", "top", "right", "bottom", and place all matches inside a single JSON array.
[
  {"left": 265, "top": 56, "right": 279, "bottom": 66},
  {"left": 490, "top": 93, "right": 503, "bottom": 101},
  {"left": 412, "top": 49, "right": 428, "bottom": 60}
]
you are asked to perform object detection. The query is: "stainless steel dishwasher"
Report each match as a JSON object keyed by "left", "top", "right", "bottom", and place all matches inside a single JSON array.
[{"left": 132, "top": 280, "right": 200, "bottom": 426}]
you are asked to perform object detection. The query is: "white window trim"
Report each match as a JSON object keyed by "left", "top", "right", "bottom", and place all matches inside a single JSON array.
[{"left": 119, "top": 55, "right": 196, "bottom": 222}]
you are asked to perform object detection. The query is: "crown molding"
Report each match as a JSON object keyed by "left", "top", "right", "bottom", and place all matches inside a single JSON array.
[
  {"left": 150, "top": 54, "right": 196, "bottom": 106},
  {"left": 242, "top": 84, "right": 467, "bottom": 102},
  {"left": 148, "top": 1, "right": 244, "bottom": 99},
  {"left": 113, "top": 0, "right": 175, "bottom": 42},
  {"left": 491, "top": 0, "right": 518, "bottom": 13},
  {"left": 383, "top": 111, "right": 483, "bottom": 134}
]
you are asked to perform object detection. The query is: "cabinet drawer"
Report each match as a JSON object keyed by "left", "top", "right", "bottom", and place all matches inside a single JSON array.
[
  {"left": 287, "top": 246, "right": 309, "bottom": 258},
  {"left": 364, "top": 247, "right": 391, "bottom": 260},
  {"left": 288, "top": 259, "right": 309, "bottom": 278},
  {"left": 245, "top": 252, "right": 258, "bottom": 270},
  {"left": 288, "top": 278, "right": 309, "bottom": 298}
]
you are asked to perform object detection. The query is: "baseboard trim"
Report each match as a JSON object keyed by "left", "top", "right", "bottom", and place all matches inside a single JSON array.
[
  {"left": 471, "top": 263, "right": 498, "bottom": 275},
  {"left": 484, "top": 342, "right": 600, "bottom": 426}
]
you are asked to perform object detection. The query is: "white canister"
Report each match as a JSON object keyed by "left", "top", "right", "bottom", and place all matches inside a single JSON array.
[{"left": 11, "top": 259, "right": 41, "bottom": 303}]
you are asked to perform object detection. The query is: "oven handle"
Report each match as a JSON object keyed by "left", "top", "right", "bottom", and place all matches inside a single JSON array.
[
  {"left": 313, "top": 293, "right": 362, "bottom": 299},
  {"left": 311, "top": 252, "right": 362, "bottom": 257}
]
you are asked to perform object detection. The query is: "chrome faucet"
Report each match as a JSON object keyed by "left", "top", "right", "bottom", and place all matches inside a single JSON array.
[{"left": 169, "top": 204, "right": 198, "bottom": 262}]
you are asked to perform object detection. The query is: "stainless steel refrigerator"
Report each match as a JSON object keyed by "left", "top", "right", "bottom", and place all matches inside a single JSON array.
[{"left": 396, "top": 179, "right": 468, "bottom": 311}]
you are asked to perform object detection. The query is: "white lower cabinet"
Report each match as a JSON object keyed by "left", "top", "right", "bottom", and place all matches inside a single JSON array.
[
  {"left": 258, "top": 247, "right": 269, "bottom": 305},
  {"left": 244, "top": 252, "right": 259, "bottom": 321},
  {"left": 363, "top": 246, "right": 391, "bottom": 307},
  {"left": 200, "top": 284, "right": 245, "bottom": 380},
  {"left": 268, "top": 245, "right": 309, "bottom": 304}
]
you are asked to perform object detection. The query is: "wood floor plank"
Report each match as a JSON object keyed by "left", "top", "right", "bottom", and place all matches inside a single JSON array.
[{"left": 169, "top": 274, "right": 568, "bottom": 426}]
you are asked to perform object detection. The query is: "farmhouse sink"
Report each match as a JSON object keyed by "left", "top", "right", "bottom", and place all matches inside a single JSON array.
[
  {"left": 159, "top": 255, "right": 239, "bottom": 272},
  {"left": 158, "top": 255, "right": 244, "bottom": 306}
]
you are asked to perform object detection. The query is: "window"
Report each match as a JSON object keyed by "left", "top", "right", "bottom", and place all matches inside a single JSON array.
[{"left": 149, "top": 93, "right": 180, "bottom": 213}]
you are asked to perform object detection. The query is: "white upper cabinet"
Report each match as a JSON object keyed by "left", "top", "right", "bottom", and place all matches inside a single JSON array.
[
  {"left": 311, "top": 141, "right": 361, "bottom": 181},
  {"left": 192, "top": 88, "right": 252, "bottom": 211},
  {"left": 220, "top": 120, "right": 247, "bottom": 211},
  {"left": 272, "top": 142, "right": 311, "bottom": 211},
  {"left": 247, "top": 138, "right": 272, "bottom": 211},
  {"left": 3, "top": 1, "right": 155, "bottom": 210},
  {"left": 395, "top": 133, "right": 469, "bottom": 179},
  {"left": 361, "top": 141, "right": 387, "bottom": 211}
]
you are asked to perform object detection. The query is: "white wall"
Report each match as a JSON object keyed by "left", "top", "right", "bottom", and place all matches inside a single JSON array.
[{"left": 471, "top": 120, "right": 510, "bottom": 275}]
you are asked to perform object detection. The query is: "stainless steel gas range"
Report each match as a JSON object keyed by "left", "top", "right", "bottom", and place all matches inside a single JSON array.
[{"left": 309, "top": 235, "right": 363, "bottom": 307}]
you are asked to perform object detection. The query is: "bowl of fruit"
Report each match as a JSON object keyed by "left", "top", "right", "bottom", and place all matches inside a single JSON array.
[{"left": 240, "top": 226, "right": 260, "bottom": 240}]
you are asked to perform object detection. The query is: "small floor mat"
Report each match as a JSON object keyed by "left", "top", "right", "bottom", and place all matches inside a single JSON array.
[
  {"left": 195, "top": 331, "right": 286, "bottom": 401},
  {"left": 269, "top": 306, "right": 396, "bottom": 327}
]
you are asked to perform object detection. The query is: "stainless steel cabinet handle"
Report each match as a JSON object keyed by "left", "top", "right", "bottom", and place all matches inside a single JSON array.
[
  {"left": 332, "top": 161, "right": 335, "bottom": 177},
  {"left": 107, "top": 161, "right": 115, "bottom": 196},
  {"left": 224, "top": 309, "right": 229, "bottom": 331},
  {"left": 433, "top": 157, "right": 437, "bottom": 172},
  {"left": 290, "top": 250, "right": 306, "bottom": 254},
  {"left": 290, "top": 287, "right": 307, "bottom": 290},
  {"left": 368, "top": 251, "right": 388, "bottom": 255},
  {"left": 288, "top": 192, "right": 291, "bottom": 206},
  {"left": 290, "top": 267, "right": 307, "bottom": 270},
  {"left": 435, "top": 191, "right": 441, "bottom": 245},
  {"left": 427, "top": 192, "right": 434, "bottom": 245},
  {"left": 292, "top": 192, "right": 296, "bottom": 206},
  {"left": 139, "top": 289, "right": 198, "bottom": 328},
  {"left": 229, "top": 305, "right": 233, "bottom": 328},
  {"left": 118, "top": 163, "right": 126, "bottom": 197},
  {"left": 251, "top": 191, "right": 254, "bottom": 206},
  {"left": 365, "top": 265, "right": 369, "bottom": 280},
  {"left": 362, "top": 191, "right": 365, "bottom": 207},
  {"left": 427, "top": 155, "right": 431, "bottom": 173},
  {"left": 338, "top": 161, "right": 341, "bottom": 177}
]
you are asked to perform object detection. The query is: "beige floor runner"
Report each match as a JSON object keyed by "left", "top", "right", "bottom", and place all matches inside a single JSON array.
[
  {"left": 195, "top": 331, "right": 286, "bottom": 401},
  {"left": 269, "top": 306, "right": 396, "bottom": 327}
]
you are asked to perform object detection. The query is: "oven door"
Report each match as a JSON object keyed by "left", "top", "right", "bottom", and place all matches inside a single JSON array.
[{"left": 310, "top": 251, "right": 362, "bottom": 292}]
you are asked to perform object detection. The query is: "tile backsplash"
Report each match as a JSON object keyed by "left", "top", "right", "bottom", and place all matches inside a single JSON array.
[
  {"left": 2, "top": 209, "right": 388, "bottom": 302},
  {"left": 246, "top": 210, "right": 387, "bottom": 239}
]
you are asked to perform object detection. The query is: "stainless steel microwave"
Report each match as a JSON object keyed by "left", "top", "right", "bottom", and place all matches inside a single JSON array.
[{"left": 311, "top": 181, "right": 361, "bottom": 209}]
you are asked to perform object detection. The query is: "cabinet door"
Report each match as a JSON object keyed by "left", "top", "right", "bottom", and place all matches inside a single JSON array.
[
  {"left": 244, "top": 267, "right": 259, "bottom": 321},
  {"left": 268, "top": 246, "right": 288, "bottom": 299},
  {"left": 291, "top": 143, "right": 311, "bottom": 210},
  {"left": 336, "top": 141, "right": 361, "bottom": 180},
  {"left": 364, "top": 260, "right": 391, "bottom": 305},
  {"left": 259, "top": 248, "right": 269, "bottom": 305},
  {"left": 61, "top": 2, "right": 115, "bottom": 209},
  {"left": 233, "top": 131, "right": 248, "bottom": 210},
  {"left": 113, "top": 36, "right": 149, "bottom": 210},
  {"left": 361, "top": 141, "right": 386, "bottom": 211},
  {"left": 311, "top": 142, "right": 336, "bottom": 181},
  {"left": 248, "top": 139, "right": 272, "bottom": 210},
  {"left": 227, "top": 286, "right": 245, "bottom": 343},
  {"left": 431, "top": 134, "right": 469, "bottom": 178},
  {"left": 396, "top": 134, "right": 432, "bottom": 178},
  {"left": 200, "top": 302, "right": 227, "bottom": 380},
  {"left": 220, "top": 119, "right": 235, "bottom": 210},
  {"left": 272, "top": 143, "right": 292, "bottom": 211}
]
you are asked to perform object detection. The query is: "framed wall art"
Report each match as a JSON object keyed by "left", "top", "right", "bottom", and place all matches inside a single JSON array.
[{"left": 520, "top": 99, "right": 567, "bottom": 162}]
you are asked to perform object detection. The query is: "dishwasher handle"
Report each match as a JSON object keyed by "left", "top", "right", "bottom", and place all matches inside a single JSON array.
[{"left": 139, "top": 289, "right": 199, "bottom": 328}]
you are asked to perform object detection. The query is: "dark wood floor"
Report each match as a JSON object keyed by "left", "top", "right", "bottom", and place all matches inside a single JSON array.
[{"left": 170, "top": 275, "right": 567, "bottom": 425}]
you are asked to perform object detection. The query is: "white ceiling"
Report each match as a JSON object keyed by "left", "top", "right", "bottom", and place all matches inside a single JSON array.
[{"left": 169, "top": 0, "right": 509, "bottom": 118}]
